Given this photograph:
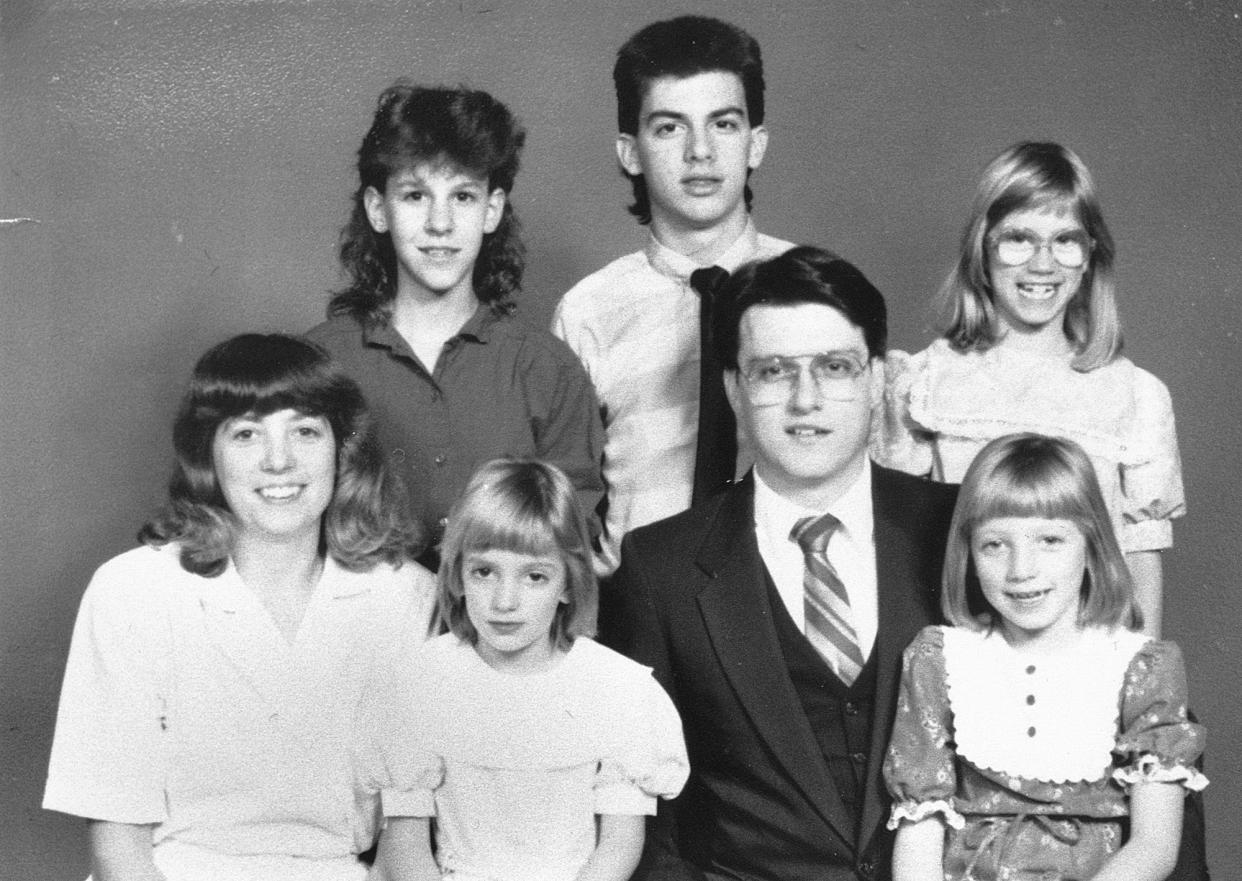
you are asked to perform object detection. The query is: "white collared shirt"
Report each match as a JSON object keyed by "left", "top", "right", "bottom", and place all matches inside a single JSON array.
[
  {"left": 44, "top": 544, "right": 437, "bottom": 879},
  {"left": 753, "top": 462, "right": 879, "bottom": 662},
  {"left": 553, "top": 220, "right": 793, "bottom": 576}
]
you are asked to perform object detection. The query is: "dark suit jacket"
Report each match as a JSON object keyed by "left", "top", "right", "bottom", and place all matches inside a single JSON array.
[{"left": 603, "top": 464, "right": 958, "bottom": 881}]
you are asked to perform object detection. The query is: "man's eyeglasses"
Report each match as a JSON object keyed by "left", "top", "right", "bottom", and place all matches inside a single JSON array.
[
  {"left": 988, "top": 228, "right": 1093, "bottom": 269},
  {"left": 738, "top": 352, "right": 869, "bottom": 405}
]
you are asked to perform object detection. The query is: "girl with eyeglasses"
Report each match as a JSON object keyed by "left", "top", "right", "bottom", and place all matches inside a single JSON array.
[{"left": 873, "top": 142, "right": 1184, "bottom": 638}]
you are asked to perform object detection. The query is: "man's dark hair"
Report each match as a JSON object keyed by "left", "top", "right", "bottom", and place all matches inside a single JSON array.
[
  {"left": 613, "top": 16, "right": 765, "bottom": 224},
  {"left": 713, "top": 246, "right": 888, "bottom": 369}
]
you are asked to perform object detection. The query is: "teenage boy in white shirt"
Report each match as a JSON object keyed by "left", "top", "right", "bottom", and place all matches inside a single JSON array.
[{"left": 554, "top": 15, "right": 793, "bottom": 575}]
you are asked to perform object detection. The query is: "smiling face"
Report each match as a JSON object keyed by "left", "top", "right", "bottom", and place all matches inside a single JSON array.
[
  {"left": 972, "top": 516, "right": 1088, "bottom": 647},
  {"left": 364, "top": 162, "right": 505, "bottom": 306},
  {"left": 212, "top": 408, "right": 336, "bottom": 546},
  {"left": 987, "top": 204, "right": 1089, "bottom": 344},
  {"left": 462, "top": 547, "right": 569, "bottom": 673},
  {"left": 724, "top": 303, "right": 879, "bottom": 509},
  {"left": 616, "top": 71, "right": 767, "bottom": 239}
]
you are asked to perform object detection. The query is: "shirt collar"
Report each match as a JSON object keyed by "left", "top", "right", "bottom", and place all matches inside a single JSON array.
[
  {"left": 198, "top": 554, "right": 370, "bottom": 611},
  {"left": 361, "top": 304, "right": 497, "bottom": 350},
  {"left": 644, "top": 218, "right": 761, "bottom": 282},
  {"left": 753, "top": 460, "right": 875, "bottom": 548}
]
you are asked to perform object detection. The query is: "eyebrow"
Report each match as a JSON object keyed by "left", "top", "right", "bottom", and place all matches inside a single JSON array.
[{"left": 642, "top": 105, "right": 747, "bottom": 125}]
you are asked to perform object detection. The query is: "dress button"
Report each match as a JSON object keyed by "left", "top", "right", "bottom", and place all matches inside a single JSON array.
[
  {"left": 851, "top": 751, "right": 867, "bottom": 764},
  {"left": 434, "top": 454, "right": 447, "bottom": 466},
  {"left": 390, "top": 448, "right": 406, "bottom": 463},
  {"left": 1027, "top": 726, "right": 1037, "bottom": 737},
  {"left": 438, "top": 516, "right": 449, "bottom": 528},
  {"left": 1026, "top": 694, "right": 1036, "bottom": 705},
  {"left": 858, "top": 858, "right": 875, "bottom": 878},
  {"left": 844, "top": 701, "right": 859, "bottom": 715},
  {"left": 1026, "top": 664, "right": 1036, "bottom": 674}
]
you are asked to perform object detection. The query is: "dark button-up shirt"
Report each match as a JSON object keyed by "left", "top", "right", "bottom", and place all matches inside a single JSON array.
[{"left": 308, "top": 307, "right": 604, "bottom": 555}]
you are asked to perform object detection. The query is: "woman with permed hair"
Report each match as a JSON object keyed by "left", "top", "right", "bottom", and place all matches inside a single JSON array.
[
  {"left": 308, "top": 82, "right": 603, "bottom": 567},
  {"left": 43, "top": 334, "right": 437, "bottom": 881}
]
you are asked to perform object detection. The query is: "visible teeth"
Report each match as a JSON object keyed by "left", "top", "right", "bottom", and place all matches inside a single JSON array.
[
  {"left": 790, "top": 428, "right": 824, "bottom": 436},
  {"left": 1008, "top": 589, "right": 1048, "bottom": 601},
  {"left": 1018, "top": 284, "right": 1056, "bottom": 298},
  {"left": 259, "top": 486, "right": 300, "bottom": 500}
]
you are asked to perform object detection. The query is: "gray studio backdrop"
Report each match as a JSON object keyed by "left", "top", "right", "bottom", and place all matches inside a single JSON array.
[{"left": 2, "top": 1, "right": 1238, "bottom": 876}]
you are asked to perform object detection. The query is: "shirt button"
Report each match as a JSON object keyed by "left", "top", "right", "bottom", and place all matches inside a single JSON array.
[
  {"left": 851, "top": 752, "right": 867, "bottom": 764},
  {"left": 858, "top": 858, "right": 876, "bottom": 878},
  {"left": 390, "top": 448, "right": 406, "bottom": 463},
  {"left": 434, "top": 454, "right": 447, "bottom": 466},
  {"left": 1026, "top": 694, "right": 1036, "bottom": 705},
  {"left": 1027, "top": 726, "right": 1037, "bottom": 737},
  {"left": 437, "top": 517, "right": 449, "bottom": 528},
  {"left": 1026, "top": 664, "right": 1036, "bottom": 675}
]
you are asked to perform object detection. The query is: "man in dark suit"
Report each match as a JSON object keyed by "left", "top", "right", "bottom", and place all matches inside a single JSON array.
[{"left": 604, "top": 246, "right": 958, "bottom": 880}]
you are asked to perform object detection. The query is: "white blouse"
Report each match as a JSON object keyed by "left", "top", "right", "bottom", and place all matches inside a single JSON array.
[{"left": 43, "top": 544, "right": 436, "bottom": 881}]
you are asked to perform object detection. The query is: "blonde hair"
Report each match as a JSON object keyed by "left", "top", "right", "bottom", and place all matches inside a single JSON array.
[
  {"left": 942, "top": 433, "right": 1139, "bottom": 632},
  {"left": 938, "top": 142, "right": 1122, "bottom": 371},
  {"left": 437, "top": 459, "right": 597, "bottom": 649}
]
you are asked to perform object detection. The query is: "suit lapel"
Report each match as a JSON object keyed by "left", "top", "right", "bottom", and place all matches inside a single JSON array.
[{"left": 694, "top": 477, "right": 858, "bottom": 847}]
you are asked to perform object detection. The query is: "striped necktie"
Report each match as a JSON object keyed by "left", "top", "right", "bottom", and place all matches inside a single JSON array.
[{"left": 792, "top": 512, "right": 865, "bottom": 685}]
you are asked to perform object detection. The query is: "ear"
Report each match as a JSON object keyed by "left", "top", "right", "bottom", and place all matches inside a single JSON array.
[
  {"left": 363, "top": 186, "right": 388, "bottom": 234},
  {"left": 483, "top": 188, "right": 505, "bottom": 234},
  {"left": 747, "top": 124, "right": 769, "bottom": 171},
  {"left": 615, "top": 134, "right": 642, "bottom": 177}
]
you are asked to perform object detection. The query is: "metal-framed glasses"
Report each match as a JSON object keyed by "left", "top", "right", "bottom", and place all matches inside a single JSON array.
[
  {"left": 739, "top": 352, "right": 869, "bottom": 404},
  {"left": 988, "top": 228, "right": 1094, "bottom": 269}
]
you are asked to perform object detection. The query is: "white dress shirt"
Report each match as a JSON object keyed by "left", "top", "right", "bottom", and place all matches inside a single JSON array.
[{"left": 753, "top": 463, "right": 879, "bottom": 663}]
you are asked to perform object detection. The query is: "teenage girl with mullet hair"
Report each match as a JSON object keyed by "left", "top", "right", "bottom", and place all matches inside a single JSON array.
[
  {"left": 884, "top": 433, "right": 1206, "bottom": 881},
  {"left": 875, "top": 142, "right": 1184, "bottom": 637},
  {"left": 310, "top": 82, "right": 602, "bottom": 567}
]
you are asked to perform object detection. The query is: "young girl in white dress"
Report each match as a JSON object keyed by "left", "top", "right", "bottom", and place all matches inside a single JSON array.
[
  {"left": 874, "top": 142, "right": 1183, "bottom": 635},
  {"left": 365, "top": 459, "right": 689, "bottom": 881},
  {"left": 883, "top": 433, "right": 1206, "bottom": 881}
]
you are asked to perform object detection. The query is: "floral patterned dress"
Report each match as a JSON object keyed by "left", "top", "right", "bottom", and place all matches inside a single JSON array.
[{"left": 884, "top": 625, "right": 1206, "bottom": 881}]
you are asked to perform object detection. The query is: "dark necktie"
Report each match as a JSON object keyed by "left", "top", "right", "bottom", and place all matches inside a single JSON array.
[
  {"left": 792, "top": 512, "right": 865, "bottom": 685},
  {"left": 690, "top": 266, "right": 736, "bottom": 506}
]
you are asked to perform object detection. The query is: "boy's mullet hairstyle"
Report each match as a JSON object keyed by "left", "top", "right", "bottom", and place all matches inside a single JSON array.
[
  {"left": 941, "top": 433, "right": 1140, "bottom": 633},
  {"left": 330, "top": 82, "right": 526, "bottom": 325},
  {"left": 613, "top": 16, "right": 765, "bottom": 224}
]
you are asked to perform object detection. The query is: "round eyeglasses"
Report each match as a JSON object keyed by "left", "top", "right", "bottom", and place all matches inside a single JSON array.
[
  {"left": 988, "top": 228, "right": 1094, "bottom": 269},
  {"left": 739, "top": 352, "right": 869, "bottom": 405}
]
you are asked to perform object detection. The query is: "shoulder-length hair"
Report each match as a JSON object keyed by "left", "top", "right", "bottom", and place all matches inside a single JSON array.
[
  {"left": 329, "top": 81, "right": 526, "bottom": 326},
  {"left": 938, "top": 142, "right": 1122, "bottom": 371},
  {"left": 941, "top": 433, "right": 1139, "bottom": 632},
  {"left": 139, "top": 333, "right": 421, "bottom": 575},
  {"left": 437, "top": 459, "right": 597, "bottom": 650}
]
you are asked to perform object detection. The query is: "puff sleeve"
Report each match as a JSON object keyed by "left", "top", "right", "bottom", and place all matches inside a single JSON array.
[
  {"left": 593, "top": 669, "right": 689, "bottom": 816},
  {"left": 870, "top": 349, "right": 935, "bottom": 478},
  {"left": 355, "top": 647, "right": 445, "bottom": 819},
  {"left": 1112, "top": 639, "right": 1207, "bottom": 792},
  {"left": 43, "top": 561, "right": 173, "bottom": 822},
  {"left": 1118, "top": 371, "right": 1186, "bottom": 553},
  {"left": 884, "top": 626, "right": 964, "bottom": 830}
]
